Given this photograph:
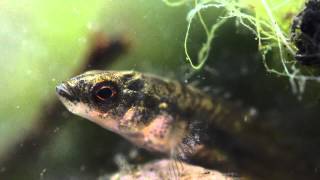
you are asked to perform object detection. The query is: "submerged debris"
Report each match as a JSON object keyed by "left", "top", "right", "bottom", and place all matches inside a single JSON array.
[
  {"left": 291, "top": 0, "right": 320, "bottom": 66},
  {"left": 106, "top": 159, "right": 235, "bottom": 180}
]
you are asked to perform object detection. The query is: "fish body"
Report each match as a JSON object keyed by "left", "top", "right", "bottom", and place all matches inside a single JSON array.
[
  {"left": 56, "top": 70, "right": 320, "bottom": 180},
  {"left": 56, "top": 70, "right": 224, "bottom": 156},
  {"left": 56, "top": 70, "right": 287, "bottom": 179}
]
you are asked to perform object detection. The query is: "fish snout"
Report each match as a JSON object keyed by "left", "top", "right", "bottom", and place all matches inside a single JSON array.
[{"left": 56, "top": 83, "right": 75, "bottom": 102}]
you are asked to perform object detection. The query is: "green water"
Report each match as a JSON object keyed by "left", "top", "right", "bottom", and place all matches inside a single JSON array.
[{"left": 0, "top": 0, "right": 319, "bottom": 179}]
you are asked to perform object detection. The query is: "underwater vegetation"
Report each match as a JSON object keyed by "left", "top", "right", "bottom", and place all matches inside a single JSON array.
[
  {"left": 1, "top": 0, "right": 320, "bottom": 179},
  {"left": 165, "top": 0, "right": 315, "bottom": 95}
]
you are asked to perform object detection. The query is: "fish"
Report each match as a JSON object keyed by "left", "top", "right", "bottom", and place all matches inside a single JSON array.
[
  {"left": 56, "top": 70, "right": 305, "bottom": 179},
  {"left": 56, "top": 70, "right": 223, "bottom": 156}
]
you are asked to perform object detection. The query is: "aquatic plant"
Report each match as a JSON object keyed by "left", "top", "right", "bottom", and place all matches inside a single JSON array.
[{"left": 163, "top": 0, "right": 320, "bottom": 95}]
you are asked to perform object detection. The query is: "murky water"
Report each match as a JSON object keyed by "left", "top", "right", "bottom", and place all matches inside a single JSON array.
[{"left": 0, "top": 0, "right": 319, "bottom": 180}]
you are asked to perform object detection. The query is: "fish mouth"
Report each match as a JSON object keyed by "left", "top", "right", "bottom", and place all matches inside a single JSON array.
[{"left": 56, "top": 82, "right": 77, "bottom": 102}]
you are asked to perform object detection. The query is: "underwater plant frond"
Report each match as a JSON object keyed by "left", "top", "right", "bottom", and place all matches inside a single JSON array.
[
  {"left": 185, "top": 1, "right": 228, "bottom": 70},
  {"left": 164, "top": 0, "right": 320, "bottom": 95}
]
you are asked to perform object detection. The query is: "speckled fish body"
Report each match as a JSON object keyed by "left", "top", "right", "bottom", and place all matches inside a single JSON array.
[
  {"left": 56, "top": 70, "right": 223, "bottom": 157},
  {"left": 56, "top": 70, "right": 317, "bottom": 180},
  {"left": 55, "top": 70, "right": 266, "bottom": 179}
]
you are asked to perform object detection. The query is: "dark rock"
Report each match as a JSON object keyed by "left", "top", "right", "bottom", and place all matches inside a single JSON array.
[{"left": 292, "top": 0, "right": 320, "bottom": 66}]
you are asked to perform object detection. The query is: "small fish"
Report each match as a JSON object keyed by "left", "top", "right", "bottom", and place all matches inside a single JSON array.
[
  {"left": 55, "top": 70, "right": 275, "bottom": 179},
  {"left": 56, "top": 70, "right": 221, "bottom": 155},
  {"left": 56, "top": 70, "right": 319, "bottom": 180}
]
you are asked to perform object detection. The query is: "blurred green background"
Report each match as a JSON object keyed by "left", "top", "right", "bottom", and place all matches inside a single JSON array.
[
  {"left": 0, "top": 0, "right": 191, "bottom": 179},
  {"left": 1, "top": 0, "right": 320, "bottom": 179}
]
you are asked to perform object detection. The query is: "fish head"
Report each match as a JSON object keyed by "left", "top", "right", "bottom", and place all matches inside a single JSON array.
[{"left": 56, "top": 70, "right": 184, "bottom": 153}]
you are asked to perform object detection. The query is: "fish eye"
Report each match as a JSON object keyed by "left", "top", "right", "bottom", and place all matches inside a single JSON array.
[{"left": 93, "top": 82, "right": 117, "bottom": 103}]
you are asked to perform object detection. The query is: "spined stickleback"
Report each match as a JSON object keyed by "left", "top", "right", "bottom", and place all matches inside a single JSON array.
[
  {"left": 56, "top": 70, "right": 224, "bottom": 154},
  {"left": 55, "top": 70, "right": 296, "bottom": 179}
]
